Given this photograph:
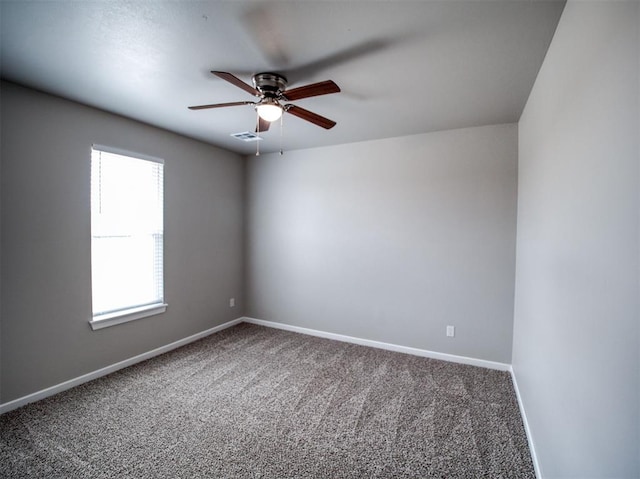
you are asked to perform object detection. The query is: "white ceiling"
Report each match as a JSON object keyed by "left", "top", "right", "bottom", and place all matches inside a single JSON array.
[{"left": 1, "top": 1, "right": 565, "bottom": 155}]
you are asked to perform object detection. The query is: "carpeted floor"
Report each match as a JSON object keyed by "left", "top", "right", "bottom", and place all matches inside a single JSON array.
[{"left": 0, "top": 323, "right": 535, "bottom": 478}]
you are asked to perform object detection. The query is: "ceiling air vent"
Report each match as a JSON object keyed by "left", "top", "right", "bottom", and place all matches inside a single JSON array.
[{"left": 230, "top": 131, "right": 262, "bottom": 142}]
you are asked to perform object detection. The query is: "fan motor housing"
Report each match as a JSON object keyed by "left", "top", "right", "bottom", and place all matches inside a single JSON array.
[{"left": 253, "top": 72, "right": 287, "bottom": 97}]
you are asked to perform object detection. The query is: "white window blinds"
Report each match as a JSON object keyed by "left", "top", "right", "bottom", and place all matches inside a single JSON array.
[{"left": 90, "top": 146, "right": 164, "bottom": 319}]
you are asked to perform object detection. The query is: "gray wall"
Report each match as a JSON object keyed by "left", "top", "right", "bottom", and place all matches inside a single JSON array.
[
  {"left": 246, "top": 124, "right": 518, "bottom": 364},
  {"left": 0, "top": 82, "right": 245, "bottom": 403},
  {"left": 513, "top": 1, "right": 639, "bottom": 477}
]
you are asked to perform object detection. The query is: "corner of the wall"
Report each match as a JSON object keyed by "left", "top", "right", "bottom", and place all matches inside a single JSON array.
[{"left": 510, "top": 366, "right": 542, "bottom": 479}]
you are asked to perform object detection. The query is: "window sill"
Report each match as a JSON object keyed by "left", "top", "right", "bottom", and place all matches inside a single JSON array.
[{"left": 90, "top": 303, "right": 168, "bottom": 331}]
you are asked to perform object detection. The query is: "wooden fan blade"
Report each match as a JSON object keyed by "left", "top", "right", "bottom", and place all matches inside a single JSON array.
[
  {"left": 188, "top": 101, "right": 254, "bottom": 110},
  {"left": 256, "top": 116, "right": 271, "bottom": 133},
  {"left": 211, "top": 71, "right": 260, "bottom": 97},
  {"left": 285, "top": 105, "right": 336, "bottom": 129},
  {"left": 282, "top": 80, "right": 340, "bottom": 101}
]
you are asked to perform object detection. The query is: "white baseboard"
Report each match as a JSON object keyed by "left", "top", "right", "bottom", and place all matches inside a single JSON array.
[
  {"left": 0, "top": 317, "right": 243, "bottom": 415},
  {"left": 242, "top": 316, "right": 511, "bottom": 371},
  {"left": 0, "top": 316, "right": 513, "bottom": 417},
  {"left": 510, "top": 367, "right": 542, "bottom": 479}
]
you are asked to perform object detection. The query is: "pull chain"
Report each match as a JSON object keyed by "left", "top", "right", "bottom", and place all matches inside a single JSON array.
[
  {"left": 279, "top": 113, "right": 284, "bottom": 155},
  {"left": 255, "top": 109, "right": 260, "bottom": 157}
]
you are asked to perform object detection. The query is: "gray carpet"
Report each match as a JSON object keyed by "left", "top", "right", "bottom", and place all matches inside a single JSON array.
[{"left": 0, "top": 323, "right": 535, "bottom": 478}]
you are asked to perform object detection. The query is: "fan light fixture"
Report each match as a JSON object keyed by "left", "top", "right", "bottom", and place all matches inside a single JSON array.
[
  {"left": 256, "top": 98, "right": 283, "bottom": 122},
  {"left": 189, "top": 71, "right": 340, "bottom": 134}
]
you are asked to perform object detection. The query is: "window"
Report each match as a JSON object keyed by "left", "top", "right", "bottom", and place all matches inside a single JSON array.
[{"left": 89, "top": 145, "right": 166, "bottom": 330}]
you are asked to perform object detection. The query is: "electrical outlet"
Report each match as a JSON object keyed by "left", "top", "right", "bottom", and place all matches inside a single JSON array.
[
  {"left": 229, "top": 298, "right": 235, "bottom": 308},
  {"left": 446, "top": 325, "right": 455, "bottom": 337}
]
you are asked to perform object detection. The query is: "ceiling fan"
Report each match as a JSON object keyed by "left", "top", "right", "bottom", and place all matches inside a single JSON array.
[{"left": 189, "top": 71, "right": 340, "bottom": 132}]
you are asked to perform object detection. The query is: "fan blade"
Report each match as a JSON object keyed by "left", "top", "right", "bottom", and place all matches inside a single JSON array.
[
  {"left": 256, "top": 116, "right": 271, "bottom": 133},
  {"left": 284, "top": 38, "right": 402, "bottom": 84},
  {"left": 242, "top": 5, "right": 290, "bottom": 68},
  {"left": 285, "top": 105, "right": 336, "bottom": 129},
  {"left": 282, "top": 80, "right": 340, "bottom": 101},
  {"left": 211, "top": 71, "right": 260, "bottom": 97},
  {"left": 188, "top": 101, "right": 254, "bottom": 110}
]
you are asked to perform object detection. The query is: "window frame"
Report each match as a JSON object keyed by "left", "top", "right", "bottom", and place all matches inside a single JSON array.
[{"left": 88, "top": 144, "right": 167, "bottom": 331}]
